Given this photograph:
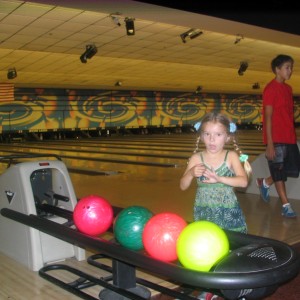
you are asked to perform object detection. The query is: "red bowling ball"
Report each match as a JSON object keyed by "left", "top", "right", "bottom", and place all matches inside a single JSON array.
[
  {"left": 142, "top": 212, "right": 187, "bottom": 262},
  {"left": 73, "top": 195, "right": 113, "bottom": 236}
]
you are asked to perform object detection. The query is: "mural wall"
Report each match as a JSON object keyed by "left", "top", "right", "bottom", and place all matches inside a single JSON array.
[{"left": 1, "top": 87, "right": 300, "bottom": 133}]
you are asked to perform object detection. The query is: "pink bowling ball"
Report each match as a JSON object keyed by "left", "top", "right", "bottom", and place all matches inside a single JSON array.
[
  {"left": 142, "top": 212, "right": 187, "bottom": 262},
  {"left": 73, "top": 195, "right": 113, "bottom": 236}
]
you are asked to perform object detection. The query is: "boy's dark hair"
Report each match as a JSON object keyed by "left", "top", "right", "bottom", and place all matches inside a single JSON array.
[{"left": 271, "top": 54, "right": 294, "bottom": 73}]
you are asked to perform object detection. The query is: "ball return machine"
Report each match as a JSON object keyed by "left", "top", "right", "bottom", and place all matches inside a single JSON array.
[{"left": 0, "top": 154, "right": 299, "bottom": 300}]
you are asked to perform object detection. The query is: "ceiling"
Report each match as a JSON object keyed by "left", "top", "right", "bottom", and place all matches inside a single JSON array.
[
  {"left": 1, "top": 0, "right": 300, "bottom": 95},
  {"left": 137, "top": 1, "right": 300, "bottom": 36}
]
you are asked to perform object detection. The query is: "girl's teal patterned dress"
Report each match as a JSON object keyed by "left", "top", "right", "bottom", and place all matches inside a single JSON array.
[{"left": 194, "top": 150, "right": 247, "bottom": 233}]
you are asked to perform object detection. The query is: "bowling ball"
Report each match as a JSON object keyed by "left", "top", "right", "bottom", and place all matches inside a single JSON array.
[
  {"left": 176, "top": 221, "right": 230, "bottom": 272},
  {"left": 142, "top": 212, "right": 187, "bottom": 262},
  {"left": 73, "top": 195, "right": 113, "bottom": 236},
  {"left": 114, "top": 206, "right": 153, "bottom": 251}
]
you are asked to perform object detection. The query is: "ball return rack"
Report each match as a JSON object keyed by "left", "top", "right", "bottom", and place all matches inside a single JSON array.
[{"left": 0, "top": 154, "right": 299, "bottom": 300}]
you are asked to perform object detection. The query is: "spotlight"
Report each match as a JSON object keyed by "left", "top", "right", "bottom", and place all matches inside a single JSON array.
[
  {"left": 7, "top": 68, "right": 17, "bottom": 79},
  {"left": 110, "top": 15, "right": 121, "bottom": 26},
  {"left": 238, "top": 61, "right": 248, "bottom": 76},
  {"left": 125, "top": 17, "right": 135, "bottom": 35},
  {"left": 115, "top": 81, "right": 122, "bottom": 86},
  {"left": 80, "top": 44, "right": 98, "bottom": 63},
  {"left": 252, "top": 82, "right": 260, "bottom": 89},
  {"left": 195, "top": 86, "right": 202, "bottom": 94},
  {"left": 180, "top": 28, "right": 203, "bottom": 43},
  {"left": 234, "top": 34, "right": 244, "bottom": 44}
]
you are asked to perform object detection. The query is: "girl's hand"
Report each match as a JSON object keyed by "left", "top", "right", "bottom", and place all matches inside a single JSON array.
[
  {"left": 202, "top": 168, "right": 218, "bottom": 183},
  {"left": 190, "top": 163, "right": 206, "bottom": 178}
]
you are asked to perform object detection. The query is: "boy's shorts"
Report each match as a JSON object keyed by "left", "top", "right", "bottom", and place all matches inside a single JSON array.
[{"left": 267, "top": 143, "right": 300, "bottom": 182}]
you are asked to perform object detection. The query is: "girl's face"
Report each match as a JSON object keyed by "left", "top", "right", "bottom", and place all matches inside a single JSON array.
[
  {"left": 276, "top": 61, "right": 293, "bottom": 81},
  {"left": 200, "top": 121, "right": 230, "bottom": 153}
]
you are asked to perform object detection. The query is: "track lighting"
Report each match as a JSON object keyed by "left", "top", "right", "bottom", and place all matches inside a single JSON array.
[
  {"left": 80, "top": 44, "right": 98, "bottom": 63},
  {"left": 195, "top": 86, "right": 202, "bottom": 94},
  {"left": 238, "top": 61, "right": 248, "bottom": 76},
  {"left": 115, "top": 81, "right": 122, "bottom": 87},
  {"left": 125, "top": 17, "right": 135, "bottom": 35},
  {"left": 252, "top": 82, "right": 260, "bottom": 90},
  {"left": 7, "top": 68, "right": 17, "bottom": 79},
  {"left": 180, "top": 29, "right": 203, "bottom": 43},
  {"left": 234, "top": 34, "right": 244, "bottom": 44},
  {"left": 111, "top": 15, "right": 121, "bottom": 26}
]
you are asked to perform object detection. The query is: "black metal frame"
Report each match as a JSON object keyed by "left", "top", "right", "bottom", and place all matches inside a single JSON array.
[{"left": 1, "top": 203, "right": 300, "bottom": 299}]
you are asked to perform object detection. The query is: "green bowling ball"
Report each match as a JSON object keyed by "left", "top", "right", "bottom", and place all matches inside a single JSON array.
[{"left": 113, "top": 205, "right": 153, "bottom": 251}]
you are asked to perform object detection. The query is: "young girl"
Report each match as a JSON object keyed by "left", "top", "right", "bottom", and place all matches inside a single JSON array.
[{"left": 180, "top": 112, "right": 251, "bottom": 233}]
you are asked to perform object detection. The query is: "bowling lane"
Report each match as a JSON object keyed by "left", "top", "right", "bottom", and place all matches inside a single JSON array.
[
  {"left": 0, "top": 130, "right": 265, "bottom": 224},
  {"left": 0, "top": 142, "right": 191, "bottom": 160},
  {"left": 0, "top": 129, "right": 265, "bottom": 164},
  {"left": 1, "top": 129, "right": 300, "bottom": 243},
  {"left": 0, "top": 143, "right": 183, "bottom": 168}
]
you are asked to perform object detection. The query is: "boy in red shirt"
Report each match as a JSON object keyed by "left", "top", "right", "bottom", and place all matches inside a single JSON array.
[{"left": 256, "top": 54, "right": 300, "bottom": 218}]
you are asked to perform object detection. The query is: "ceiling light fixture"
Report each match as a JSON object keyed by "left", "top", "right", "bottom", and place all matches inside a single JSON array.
[
  {"left": 80, "top": 44, "right": 98, "bottom": 63},
  {"left": 180, "top": 28, "right": 203, "bottom": 43},
  {"left": 252, "top": 82, "right": 260, "bottom": 90},
  {"left": 125, "top": 17, "right": 135, "bottom": 35},
  {"left": 115, "top": 81, "right": 122, "bottom": 86},
  {"left": 238, "top": 61, "right": 248, "bottom": 76},
  {"left": 7, "top": 68, "right": 17, "bottom": 79},
  {"left": 195, "top": 86, "right": 202, "bottom": 94},
  {"left": 111, "top": 15, "right": 121, "bottom": 26},
  {"left": 109, "top": 12, "right": 122, "bottom": 26},
  {"left": 234, "top": 34, "right": 244, "bottom": 44}
]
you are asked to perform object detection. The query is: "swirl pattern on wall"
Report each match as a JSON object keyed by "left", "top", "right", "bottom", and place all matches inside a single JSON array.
[
  {"left": 156, "top": 96, "right": 215, "bottom": 124},
  {"left": 294, "top": 97, "right": 300, "bottom": 121},
  {"left": 3, "top": 89, "right": 281, "bottom": 132},
  {"left": 70, "top": 96, "right": 137, "bottom": 126},
  {"left": 0, "top": 101, "right": 44, "bottom": 130},
  {"left": 220, "top": 96, "right": 262, "bottom": 123}
]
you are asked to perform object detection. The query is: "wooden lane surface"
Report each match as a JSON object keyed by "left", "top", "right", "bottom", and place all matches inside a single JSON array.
[{"left": 0, "top": 130, "right": 266, "bottom": 165}]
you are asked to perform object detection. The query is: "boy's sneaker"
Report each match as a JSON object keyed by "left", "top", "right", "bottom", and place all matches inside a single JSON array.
[
  {"left": 282, "top": 204, "right": 297, "bottom": 218},
  {"left": 256, "top": 178, "right": 270, "bottom": 203}
]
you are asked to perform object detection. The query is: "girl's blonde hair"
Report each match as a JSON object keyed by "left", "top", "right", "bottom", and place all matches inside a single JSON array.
[{"left": 194, "top": 112, "right": 252, "bottom": 179}]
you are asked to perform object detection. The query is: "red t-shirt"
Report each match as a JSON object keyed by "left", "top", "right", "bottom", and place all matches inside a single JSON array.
[{"left": 262, "top": 79, "right": 296, "bottom": 144}]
